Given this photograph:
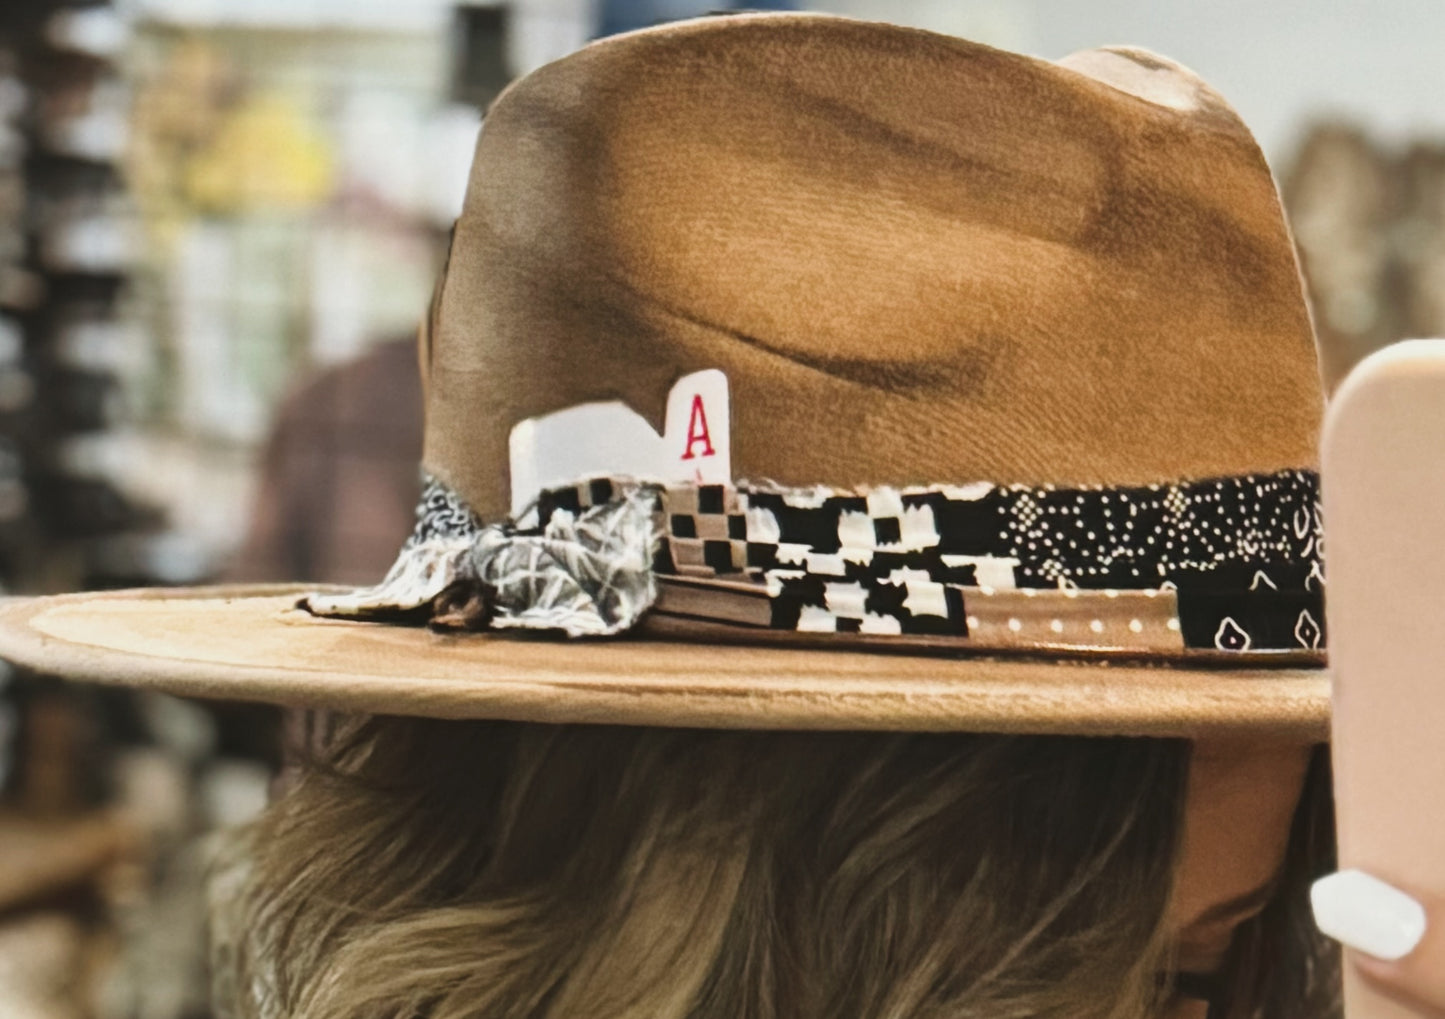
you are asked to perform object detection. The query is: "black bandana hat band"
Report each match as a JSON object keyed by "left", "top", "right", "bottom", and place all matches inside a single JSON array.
[{"left": 304, "top": 468, "right": 1325, "bottom": 661}]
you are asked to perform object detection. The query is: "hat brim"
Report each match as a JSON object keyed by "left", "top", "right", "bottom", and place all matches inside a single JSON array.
[{"left": 0, "top": 585, "right": 1328, "bottom": 739}]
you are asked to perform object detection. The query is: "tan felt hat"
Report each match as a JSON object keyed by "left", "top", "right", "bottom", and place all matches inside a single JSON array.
[{"left": 0, "top": 15, "right": 1330, "bottom": 738}]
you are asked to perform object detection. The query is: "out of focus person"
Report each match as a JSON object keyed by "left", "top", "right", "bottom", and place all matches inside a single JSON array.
[
  {"left": 1282, "top": 123, "right": 1445, "bottom": 392},
  {"left": 227, "top": 337, "right": 422, "bottom": 586}
]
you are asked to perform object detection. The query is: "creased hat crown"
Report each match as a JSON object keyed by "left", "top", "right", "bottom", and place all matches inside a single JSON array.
[{"left": 424, "top": 14, "right": 1321, "bottom": 523}]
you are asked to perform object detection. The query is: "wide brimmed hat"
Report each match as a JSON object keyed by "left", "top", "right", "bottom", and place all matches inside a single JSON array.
[{"left": 0, "top": 14, "right": 1329, "bottom": 738}]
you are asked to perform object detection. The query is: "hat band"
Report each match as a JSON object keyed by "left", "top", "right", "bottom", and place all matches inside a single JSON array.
[{"left": 304, "top": 468, "right": 1324, "bottom": 661}]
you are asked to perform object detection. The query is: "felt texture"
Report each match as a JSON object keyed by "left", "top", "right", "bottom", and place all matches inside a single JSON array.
[
  {"left": 424, "top": 14, "right": 1322, "bottom": 522},
  {"left": 0, "top": 587, "right": 1328, "bottom": 739}
]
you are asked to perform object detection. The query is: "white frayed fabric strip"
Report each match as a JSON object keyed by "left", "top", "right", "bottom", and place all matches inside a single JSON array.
[
  {"left": 304, "top": 535, "right": 474, "bottom": 618},
  {"left": 304, "top": 481, "right": 660, "bottom": 638}
]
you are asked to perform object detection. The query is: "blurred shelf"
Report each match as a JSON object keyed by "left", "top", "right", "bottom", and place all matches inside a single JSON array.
[
  {"left": 0, "top": 810, "right": 132, "bottom": 913},
  {"left": 133, "top": 0, "right": 467, "bottom": 34}
]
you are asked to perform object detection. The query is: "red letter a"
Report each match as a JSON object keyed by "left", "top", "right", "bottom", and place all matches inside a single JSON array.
[{"left": 681, "top": 394, "right": 715, "bottom": 460}]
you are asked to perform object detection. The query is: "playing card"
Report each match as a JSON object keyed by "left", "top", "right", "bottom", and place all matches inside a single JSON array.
[{"left": 508, "top": 369, "right": 731, "bottom": 519}]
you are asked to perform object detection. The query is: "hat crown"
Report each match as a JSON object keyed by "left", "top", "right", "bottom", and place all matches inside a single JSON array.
[{"left": 423, "top": 14, "right": 1321, "bottom": 523}]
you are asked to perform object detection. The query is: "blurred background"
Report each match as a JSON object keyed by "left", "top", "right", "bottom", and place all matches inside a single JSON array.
[{"left": 0, "top": 0, "right": 1440, "bottom": 1015}]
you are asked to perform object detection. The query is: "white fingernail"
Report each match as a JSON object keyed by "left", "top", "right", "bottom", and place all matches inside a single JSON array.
[{"left": 1311, "top": 870, "right": 1427, "bottom": 961}]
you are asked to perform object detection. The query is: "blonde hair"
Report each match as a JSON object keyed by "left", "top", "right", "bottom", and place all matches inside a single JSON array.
[{"left": 211, "top": 718, "right": 1336, "bottom": 1018}]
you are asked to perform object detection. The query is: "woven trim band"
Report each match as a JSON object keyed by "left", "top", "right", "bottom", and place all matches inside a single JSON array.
[{"left": 303, "top": 468, "right": 1325, "bottom": 660}]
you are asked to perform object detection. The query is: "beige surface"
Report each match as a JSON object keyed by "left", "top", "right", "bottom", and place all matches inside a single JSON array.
[
  {"left": 0, "top": 586, "right": 1328, "bottom": 738},
  {"left": 1322, "top": 340, "right": 1445, "bottom": 1017}
]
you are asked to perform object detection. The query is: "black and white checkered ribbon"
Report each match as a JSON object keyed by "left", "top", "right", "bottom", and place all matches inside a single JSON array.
[{"left": 306, "top": 469, "right": 1325, "bottom": 655}]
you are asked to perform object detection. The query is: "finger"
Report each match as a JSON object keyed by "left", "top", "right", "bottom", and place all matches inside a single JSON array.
[
  {"left": 1353, "top": 949, "right": 1445, "bottom": 1015},
  {"left": 1312, "top": 869, "right": 1445, "bottom": 1013}
]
